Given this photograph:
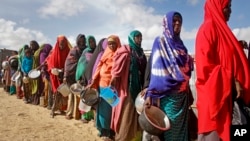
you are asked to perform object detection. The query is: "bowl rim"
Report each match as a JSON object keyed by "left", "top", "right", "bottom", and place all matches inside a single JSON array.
[{"left": 143, "top": 106, "right": 170, "bottom": 131}]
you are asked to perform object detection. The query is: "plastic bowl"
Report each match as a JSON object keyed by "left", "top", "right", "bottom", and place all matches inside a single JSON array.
[{"left": 138, "top": 106, "right": 170, "bottom": 135}]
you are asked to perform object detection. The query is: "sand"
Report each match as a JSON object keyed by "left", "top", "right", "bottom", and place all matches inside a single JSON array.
[{"left": 0, "top": 88, "right": 102, "bottom": 141}]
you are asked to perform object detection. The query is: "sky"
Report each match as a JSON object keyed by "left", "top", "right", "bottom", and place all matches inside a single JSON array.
[{"left": 0, "top": 0, "right": 250, "bottom": 54}]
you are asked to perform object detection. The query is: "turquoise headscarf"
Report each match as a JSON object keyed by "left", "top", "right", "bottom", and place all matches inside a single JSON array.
[{"left": 75, "top": 35, "right": 96, "bottom": 81}]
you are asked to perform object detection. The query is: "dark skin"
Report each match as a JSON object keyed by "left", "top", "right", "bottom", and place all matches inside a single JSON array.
[
  {"left": 144, "top": 14, "right": 183, "bottom": 108},
  {"left": 223, "top": 0, "right": 232, "bottom": 22},
  {"left": 78, "top": 37, "right": 86, "bottom": 50},
  {"left": 86, "top": 40, "right": 118, "bottom": 89}
]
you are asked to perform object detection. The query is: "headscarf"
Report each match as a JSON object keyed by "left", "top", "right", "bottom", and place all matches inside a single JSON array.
[
  {"left": 128, "top": 30, "right": 147, "bottom": 101},
  {"left": 75, "top": 35, "right": 96, "bottom": 81},
  {"left": 146, "top": 11, "right": 193, "bottom": 98},
  {"left": 64, "top": 34, "right": 86, "bottom": 84},
  {"left": 46, "top": 35, "right": 72, "bottom": 92},
  {"left": 82, "top": 38, "right": 106, "bottom": 86},
  {"left": 39, "top": 44, "right": 52, "bottom": 64},
  {"left": 92, "top": 35, "right": 121, "bottom": 87},
  {"left": 195, "top": 0, "right": 250, "bottom": 140},
  {"left": 92, "top": 38, "right": 108, "bottom": 75},
  {"left": 21, "top": 49, "right": 33, "bottom": 74},
  {"left": 39, "top": 44, "right": 52, "bottom": 79},
  {"left": 18, "top": 45, "right": 29, "bottom": 70}
]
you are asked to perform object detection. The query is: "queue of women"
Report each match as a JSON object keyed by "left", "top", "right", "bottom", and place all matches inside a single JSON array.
[{"left": 1, "top": 0, "right": 250, "bottom": 141}]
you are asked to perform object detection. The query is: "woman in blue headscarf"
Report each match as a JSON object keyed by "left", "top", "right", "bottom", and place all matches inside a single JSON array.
[{"left": 144, "top": 11, "right": 193, "bottom": 141}]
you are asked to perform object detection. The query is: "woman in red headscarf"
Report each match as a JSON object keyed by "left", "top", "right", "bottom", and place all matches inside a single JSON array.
[
  {"left": 195, "top": 0, "right": 250, "bottom": 140},
  {"left": 46, "top": 35, "right": 72, "bottom": 117}
]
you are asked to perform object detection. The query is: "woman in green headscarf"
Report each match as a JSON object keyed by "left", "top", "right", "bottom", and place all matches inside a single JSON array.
[
  {"left": 128, "top": 30, "right": 147, "bottom": 101},
  {"left": 75, "top": 35, "right": 96, "bottom": 122}
]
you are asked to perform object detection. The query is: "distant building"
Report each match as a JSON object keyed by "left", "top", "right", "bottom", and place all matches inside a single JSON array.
[{"left": 0, "top": 48, "right": 17, "bottom": 70}]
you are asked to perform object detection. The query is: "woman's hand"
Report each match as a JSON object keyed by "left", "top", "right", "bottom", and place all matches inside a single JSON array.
[
  {"left": 110, "top": 77, "right": 117, "bottom": 88},
  {"left": 235, "top": 79, "right": 244, "bottom": 99},
  {"left": 140, "top": 88, "right": 148, "bottom": 97},
  {"left": 144, "top": 96, "right": 151, "bottom": 108},
  {"left": 63, "top": 77, "right": 66, "bottom": 84}
]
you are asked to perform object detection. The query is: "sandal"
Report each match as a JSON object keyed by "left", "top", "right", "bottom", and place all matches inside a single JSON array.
[
  {"left": 101, "top": 137, "right": 113, "bottom": 141},
  {"left": 65, "top": 115, "right": 73, "bottom": 120},
  {"left": 81, "top": 118, "right": 89, "bottom": 123}
]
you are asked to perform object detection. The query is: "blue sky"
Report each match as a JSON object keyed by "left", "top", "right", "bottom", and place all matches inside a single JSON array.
[{"left": 0, "top": 0, "right": 249, "bottom": 54}]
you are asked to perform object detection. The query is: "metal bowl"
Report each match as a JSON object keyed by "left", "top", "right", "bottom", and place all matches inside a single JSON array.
[
  {"left": 22, "top": 76, "right": 29, "bottom": 84},
  {"left": 2, "top": 61, "right": 9, "bottom": 70},
  {"left": 28, "top": 69, "right": 41, "bottom": 79},
  {"left": 138, "top": 106, "right": 170, "bottom": 136},
  {"left": 57, "top": 83, "right": 70, "bottom": 97},
  {"left": 51, "top": 68, "right": 62, "bottom": 76},
  {"left": 135, "top": 92, "right": 145, "bottom": 114},
  {"left": 80, "top": 88, "right": 99, "bottom": 106},
  {"left": 70, "top": 83, "right": 84, "bottom": 97}
]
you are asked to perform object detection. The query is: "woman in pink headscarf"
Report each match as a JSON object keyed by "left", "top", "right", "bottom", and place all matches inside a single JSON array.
[{"left": 195, "top": 0, "right": 250, "bottom": 140}]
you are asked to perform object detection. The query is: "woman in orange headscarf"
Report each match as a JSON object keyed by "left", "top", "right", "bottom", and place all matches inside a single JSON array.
[
  {"left": 46, "top": 35, "right": 72, "bottom": 117},
  {"left": 195, "top": 0, "right": 250, "bottom": 140},
  {"left": 88, "top": 35, "right": 121, "bottom": 140}
]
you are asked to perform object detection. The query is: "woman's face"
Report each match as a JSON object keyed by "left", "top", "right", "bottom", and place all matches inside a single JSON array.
[
  {"left": 134, "top": 34, "right": 142, "bottom": 46},
  {"left": 88, "top": 38, "right": 96, "bottom": 49},
  {"left": 173, "top": 14, "right": 182, "bottom": 35},
  {"left": 108, "top": 41, "right": 118, "bottom": 51},
  {"left": 59, "top": 39, "right": 66, "bottom": 50},
  {"left": 223, "top": 0, "right": 232, "bottom": 22},
  {"left": 78, "top": 37, "right": 86, "bottom": 49}
]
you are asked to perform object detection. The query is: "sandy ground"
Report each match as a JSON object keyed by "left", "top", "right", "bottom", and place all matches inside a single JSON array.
[{"left": 0, "top": 88, "right": 102, "bottom": 141}]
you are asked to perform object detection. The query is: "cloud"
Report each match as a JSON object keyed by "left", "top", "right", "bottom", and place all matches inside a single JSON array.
[
  {"left": 0, "top": 18, "right": 49, "bottom": 50},
  {"left": 187, "top": 0, "right": 199, "bottom": 6},
  {"left": 233, "top": 26, "right": 250, "bottom": 42},
  {"left": 38, "top": 0, "right": 85, "bottom": 18}
]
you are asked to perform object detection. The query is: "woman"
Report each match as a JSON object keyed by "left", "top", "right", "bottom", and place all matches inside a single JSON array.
[
  {"left": 110, "top": 30, "right": 147, "bottom": 141},
  {"left": 16, "top": 45, "right": 29, "bottom": 99},
  {"left": 88, "top": 35, "right": 120, "bottom": 140},
  {"left": 39, "top": 44, "right": 52, "bottom": 108},
  {"left": 144, "top": 11, "right": 193, "bottom": 141},
  {"left": 64, "top": 34, "right": 86, "bottom": 120},
  {"left": 21, "top": 48, "right": 33, "bottom": 104},
  {"left": 78, "top": 38, "right": 107, "bottom": 125},
  {"left": 75, "top": 35, "right": 97, "bottom": 123},
  {"left": 46, "top": 35, "right": 72, "bottom": 117},
  {"left": 195, "top": 0, "right": 250, "bottom": 140},
  {"left": 30, "top": 40, "right": 43, "bottom": 105}
]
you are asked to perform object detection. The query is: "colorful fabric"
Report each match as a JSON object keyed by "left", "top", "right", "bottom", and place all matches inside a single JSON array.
[
  {"left": 128, "top": 30, "right": 147, "bottom": 101},
  {"left": 146, "top": 11, "right": 193, "bottom": 99},
  {"left": 160, "top": 92, "right": 189, "bottom": 141},
  {"left": 92, "top": 35, "right": 121, "bottom": 88},
  {"left": 46, "top": 35, "right": 72, "bottom": 93},
  {"left": 40, "top": 44, "right": 52, "bottom": 79},
  {"left": 96, "top": 87, "right": 113, "bottom": 130},
  {"left": 82, "top": 38, "right": 107, "bottom": 86},
  {"left": 31, "top": 44, "right": 43, "bottom": 95},
  {"left": 21, "top": 56, "right": 33, "bottom": 74},
  {"left": 75, "top": 36, "right": 96, "bottom": 81},
  {"left": 195, "top": 0, "right": 250, "bottom": 140},
  {"left": 92, "top": 39, "right": 108, "bottom": 76},
  {"left": 65, "top": 46, "right": 84, "bottom": 84},
  {"left": 110, "top": 45, "right": 130, "bottom": 131}
]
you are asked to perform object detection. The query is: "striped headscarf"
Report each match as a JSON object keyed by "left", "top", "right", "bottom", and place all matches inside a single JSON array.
[{"left": 147, "top": 11, "right": 193, "bottom": 98}]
